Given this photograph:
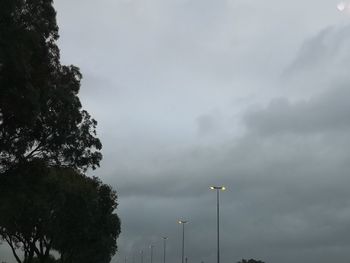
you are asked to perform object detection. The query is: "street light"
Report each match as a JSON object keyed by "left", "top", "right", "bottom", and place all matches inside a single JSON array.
[
  {"left": 162, "top": 237, "right": 168, "bottom": 263},
  {"left": 209, "top": 186, "right": 226, "bottom": 263},
  {"left": 149, "top": 245, "right": 154, "bottom": 263},
  {"left": 140, "top": 250, "right": 144, "bottom": 263},
  {"left": 178, "top": 220, "right": 188, "bottom": 263}
]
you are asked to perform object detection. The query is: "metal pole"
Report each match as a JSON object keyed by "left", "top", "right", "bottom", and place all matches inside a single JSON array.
[
  {"left": 217, "top": 189, "right": 220, "bottom": 263},
  {"left": 182, "top": 223, "right": 185, "bottom": 263},
  {"left": 179, "top": 220, "right": 187, "bottom": 263},
  {"left": 150, "top": 246, "right": 153, "bottom": 263},
  {"left": 141, "top": 250, "right": 144, "bottom": 263},
  {"left": 163, "top": 237, "right": 167, "bottom": 263}
]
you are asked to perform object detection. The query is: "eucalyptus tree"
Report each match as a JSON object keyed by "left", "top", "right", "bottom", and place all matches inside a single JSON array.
[
  {"left": 0, "top": 1, "right": 121, "bottom": 262},
  {"left": 0, "top": 0, "right": 102, "bottom": 173},
  {"left": 0, "top": 160, "right": 121, "bottom": 263}
]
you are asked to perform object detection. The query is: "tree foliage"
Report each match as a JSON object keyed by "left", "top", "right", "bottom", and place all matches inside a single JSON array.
[
  {"left": 0, "top": 160, "right": 121, "bottom": 263},
  {"left": 0, "top": 1, "right": 120, "bottom": 263},
  {"left": 0, "top": 0, "right": 102, "bottom": 173},
  {"left": 237, "top": 259, "right": 266, "bottom": 263}
]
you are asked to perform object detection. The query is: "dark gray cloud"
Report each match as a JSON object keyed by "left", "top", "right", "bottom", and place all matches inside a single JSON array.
[
  {"left": 107, "top": 23, "right": 350, "bottom": 263},
  {"left": 111, "top": 87, "right": 350, "bottom": 263},
  {"left": 196, "top": 111, "right": 223, "bottom": 136},
  {"left": 285, "top": 25, "right": 350, "bottom": 79},
  {"left": 244, "top": 86, "right": 350, "bottom": 135},
  {"left": 281, "top": 23, "right": 350, "bottom": 99}
]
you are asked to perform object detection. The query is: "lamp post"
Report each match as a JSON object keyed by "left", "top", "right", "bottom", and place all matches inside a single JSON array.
[
  {"left": 178, "top": 220, "right": 188, "bottom": 263},
  {"left": 149, "top": 245, "right": 154, "bottom": 263},
  {"left": 140, "top": 250, "right": 144, "bottom": 263},
  {"left": 210, "top": 186, "right": 226, "bottom": 263},
  {"left": 162, "top": 237, "right": 168, "bottom": 263}
]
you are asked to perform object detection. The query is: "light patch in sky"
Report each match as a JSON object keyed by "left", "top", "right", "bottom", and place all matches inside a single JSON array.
[
  {"left": 337, "top": 2, "right": 346, "bottom": 11},
  {"left": 337, "top": 1, "right": 350, "bottom": 12}
]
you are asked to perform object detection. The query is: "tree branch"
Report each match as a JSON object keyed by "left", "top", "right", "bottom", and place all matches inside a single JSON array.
[
  {"left": 3, "top": 235, "right": 22, "bottom": 263},
  {"left": 24, "top": 141, "right": 43, "bottom": 160}
]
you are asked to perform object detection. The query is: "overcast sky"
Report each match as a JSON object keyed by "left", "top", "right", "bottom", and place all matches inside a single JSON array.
[{"left": 2, "top": 0, "right": 350, "bottom": 263}]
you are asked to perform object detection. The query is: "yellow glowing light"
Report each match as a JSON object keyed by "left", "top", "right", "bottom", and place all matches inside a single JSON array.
[{"left": 210, "top": 186, "right": 226, "bottom": 190}]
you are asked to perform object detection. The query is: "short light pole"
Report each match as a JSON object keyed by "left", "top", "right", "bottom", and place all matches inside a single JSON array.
[
  {"left": 149, "top": 245, "right": 154, "bottom": 263},
  {"left": 140, "top": 250, "right": 144, "bottom": 263},
  {"left": 178, "top": 220, "right": 188, "bottom": 263},
  {"left": 162, "top": 237, "right": 168, "bottom": 263},
  {"left": 210, "top": 186, "right": 226, "bottom": 263}
]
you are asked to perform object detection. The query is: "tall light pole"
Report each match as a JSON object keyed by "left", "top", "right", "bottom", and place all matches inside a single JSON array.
[
  {"left": 149, "top": 245, "right": 154, "bottom": 263},
  {"left": 178, "top": 220, "right": 188, "bottom": 263},
  {"left": 140, "top": 250, "right": 144, "bottom": 263},
  {"left": 210, "top": 186, "right": 226, "bottom": 263},
  {"left": 162, "top": 237, "right": 168, "bottom": 263}
]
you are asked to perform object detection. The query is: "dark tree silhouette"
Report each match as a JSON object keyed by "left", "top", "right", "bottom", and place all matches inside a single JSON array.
[
  {"left": 0, "top": 1, "right": 120, "bottom": 263},
  {"left": 0, "top": 0, "right": 102, "bottom": 173},
  {"left": 237, "top": 259, "right": 266, "bottom": 263},
  {"left": 31, "top": 256, "right": 58, "bottom": 263},
  {"left": 0, "top": 160, "right": 121, "bottom": 263}
]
